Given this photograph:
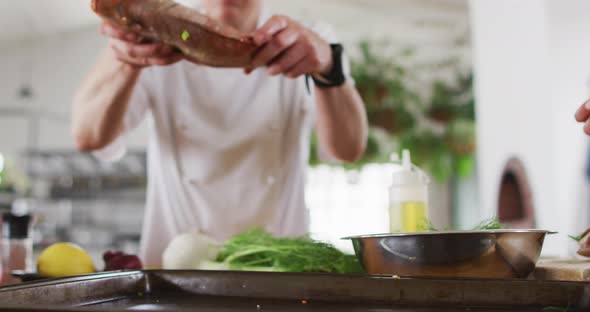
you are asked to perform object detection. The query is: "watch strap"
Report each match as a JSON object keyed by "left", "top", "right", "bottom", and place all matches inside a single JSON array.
[{"left": 305, "top": 44, "right": 346, "bottom": 93}]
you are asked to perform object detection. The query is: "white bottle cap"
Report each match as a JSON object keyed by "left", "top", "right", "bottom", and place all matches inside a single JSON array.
[{"left": 391, "top": 150, "right": 428, "bottom": 187}]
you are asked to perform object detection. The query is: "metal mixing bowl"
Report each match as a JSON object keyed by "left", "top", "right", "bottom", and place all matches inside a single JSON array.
[{"left": 344, "top": 230, "right": 554, "bottom": 279}]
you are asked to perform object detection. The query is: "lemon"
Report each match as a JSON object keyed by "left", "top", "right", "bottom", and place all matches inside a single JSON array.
[{"left": 37, "top": 243, "right": 96, "bottom": 278}]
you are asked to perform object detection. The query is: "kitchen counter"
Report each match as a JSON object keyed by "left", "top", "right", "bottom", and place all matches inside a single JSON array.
[
  {"left": 0, "top": 271, "right": 587, "bottom": 311},
  {"left": 534, "top": 259, "right": 590, "bottom": 281}
]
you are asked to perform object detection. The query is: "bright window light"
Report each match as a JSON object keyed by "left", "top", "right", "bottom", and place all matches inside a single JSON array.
[{"left": 306, "top": 164, "right": 394, "bottom": 253}]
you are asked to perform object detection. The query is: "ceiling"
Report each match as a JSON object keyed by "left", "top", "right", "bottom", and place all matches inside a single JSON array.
[{"left": 0, "top": 0, "right": 468, "bottom": 43}]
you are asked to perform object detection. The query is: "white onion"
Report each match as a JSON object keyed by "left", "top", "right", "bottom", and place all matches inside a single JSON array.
[{"left": 162, "top": 232, "right": 221, "bottom": 270}]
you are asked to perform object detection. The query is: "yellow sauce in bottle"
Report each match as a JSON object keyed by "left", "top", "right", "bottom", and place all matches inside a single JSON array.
[
  {"left": 388, "top": 150, "right": 429, "bottom": 233},
  {"left": 389, "top": 201, "right": 427, "bottom": 233}
]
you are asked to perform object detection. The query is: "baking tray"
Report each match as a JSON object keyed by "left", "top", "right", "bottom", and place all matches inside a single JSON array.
[{"left": 0, "top": 270, "right": 588, "bottom": 311}]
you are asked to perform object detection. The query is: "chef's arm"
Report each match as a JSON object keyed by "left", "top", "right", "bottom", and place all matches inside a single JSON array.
[
  {"left": 72, "top": 49, "right": 141, "bottom": 151},
  {"left": 72, "top": 23, "right": 182, "bottom": 152},
  {"left": 314, "top": 84, "right": 368, "bottom": 162},
  {"left": 250, "top": 16, "right": 368, "bottom": 163}
]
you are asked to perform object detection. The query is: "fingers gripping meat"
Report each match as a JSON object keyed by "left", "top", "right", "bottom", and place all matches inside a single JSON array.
[{"left": 91, "top": 0, "right": 257, "bottom": 67}]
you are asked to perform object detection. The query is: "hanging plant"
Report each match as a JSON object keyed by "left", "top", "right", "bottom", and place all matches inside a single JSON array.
[{"left": 310, "top": 39, "right": 476, "bottom": 182}]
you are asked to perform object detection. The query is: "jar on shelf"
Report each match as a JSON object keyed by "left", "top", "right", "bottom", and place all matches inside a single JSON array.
[{"left": 1, "top": 213, "right": 33, "bottom": 285}]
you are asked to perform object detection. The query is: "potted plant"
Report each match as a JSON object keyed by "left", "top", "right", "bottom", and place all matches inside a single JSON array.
[{"left": 311, "top": 40, "right": 476, "bottom": 184}]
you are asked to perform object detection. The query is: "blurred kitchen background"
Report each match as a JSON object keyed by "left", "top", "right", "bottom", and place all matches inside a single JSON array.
[{"left": 1, "top": 0, "right": 590, "bottom": 265}]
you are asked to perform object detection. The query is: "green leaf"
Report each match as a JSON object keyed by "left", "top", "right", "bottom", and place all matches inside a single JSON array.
[
  {"left": 429, "top": 149, "right": 453, "bottom": 183},
  {"left": 456, "top": 155, "right": 475, "bottom": 178},
  {"left": 181, "top": 30, "right": 190, "bottom": 42},
  {"left": 418, "top": 217, "right": 504, "bottom": 232},
  {"left": 569, "top": 235, "right": 583, "bottom": 243},
  {"left": 471, "top": 218, "right": 504, "bottom": 230},
  {"left": 308, "top": 131, "right": 320, "bottom": 166},
  {"left": 417, "top": 218, "right": 438, "bottom": 232}
]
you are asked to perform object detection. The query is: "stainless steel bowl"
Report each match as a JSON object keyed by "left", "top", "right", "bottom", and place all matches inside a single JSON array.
[{"left": 344, "top": 230, "right": 554, "bottom": 279}]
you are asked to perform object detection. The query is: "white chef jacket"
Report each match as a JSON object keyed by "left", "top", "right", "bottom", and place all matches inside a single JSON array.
[{"left": 95, "top": 12, "right": 350, "bottom": 267}]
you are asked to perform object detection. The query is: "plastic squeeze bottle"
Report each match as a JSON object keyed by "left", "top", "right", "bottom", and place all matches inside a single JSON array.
[{"left": 389, "top": 150, "right": 429, "bottom": 233}]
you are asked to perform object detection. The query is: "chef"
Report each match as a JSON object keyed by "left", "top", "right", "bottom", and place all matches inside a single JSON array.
[
  {"left": 72, "top": 0, "right": 368, "bottom": 267},
  {"left": 576, "top": 99, "right": 590, "bottom": 134}
]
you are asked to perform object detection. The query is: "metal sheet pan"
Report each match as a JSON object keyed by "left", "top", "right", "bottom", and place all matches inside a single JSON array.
[{"left": 0, "top": 270, "right": 587, "bottom": 311}]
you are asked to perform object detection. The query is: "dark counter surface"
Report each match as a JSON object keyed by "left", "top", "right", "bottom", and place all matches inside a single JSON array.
[{"left": 0, "top": 270, "right": 586, "bottom": 311}]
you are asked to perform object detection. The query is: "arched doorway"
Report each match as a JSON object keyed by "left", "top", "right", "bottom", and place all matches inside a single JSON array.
[{"left": 497, "top": 157, "right": 535, "bottom": 228}]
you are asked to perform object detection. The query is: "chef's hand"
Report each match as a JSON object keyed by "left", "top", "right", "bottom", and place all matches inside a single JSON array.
[
  {"left": 100, "top": 22, "right": 183, "bottom": 68},
  {"left": 575, "top": 99, "right": 590, "bottom": 135},
  {"left": 247, "top": 16, "right": 334, "bottom": 79}
]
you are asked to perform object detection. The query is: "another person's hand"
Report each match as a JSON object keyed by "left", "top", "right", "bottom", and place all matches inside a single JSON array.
[
  {"left": 248, "top": 16, "right": 334, "bottom": 79},
  {"left": 575, "top": 99, "right": 590, "bottom": 135},
  {"left": 100, "top": 22, "right": 183, "bottom": 68}
]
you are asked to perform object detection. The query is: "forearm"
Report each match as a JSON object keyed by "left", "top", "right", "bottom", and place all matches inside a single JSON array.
[
  {"left": 72, "top": 48, "right": 141, "bottom": 151},
  {"left": 315, "top": 82, "right": 368, "bottom": 163}
]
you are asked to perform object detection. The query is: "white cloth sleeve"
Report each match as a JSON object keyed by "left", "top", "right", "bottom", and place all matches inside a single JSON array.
[{"left": 93, "top": 70, "right": 153, "bottom": 162}]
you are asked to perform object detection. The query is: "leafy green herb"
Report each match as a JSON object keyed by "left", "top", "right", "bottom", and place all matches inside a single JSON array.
[
  {"left": 417, "top": 218, "right": 439, "bottom": 232},
  {"left": 418, "top": 217, "right": 505, "bottom": 232},
  {"left": 181, "top": 30, "right": 190, "bottom": 42},
  {"left": 471, "top": 218, "right": 504, "bottom": 230},
  {"left": 569, "top": 235, "right": 583, "bottom": 243},
  {"left": 543, "top": 304, "right": 571, "bottom": 312},
  {"left": 215, "top": 229, "right": 364, "bottom": 274}
]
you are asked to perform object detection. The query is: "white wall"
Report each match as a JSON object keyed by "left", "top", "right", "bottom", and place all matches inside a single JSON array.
[
  {"left": 0, "top": 26, "right": 149, "bottom": 158},
  {"left": 0, "top": 41, "right": 30, "bottom": 159},
  {"left": 470, "top": 0, "right": 590, "bottom": 257},
  {"left": 547, "top": 0, "right": 590, "bottom": 255}
]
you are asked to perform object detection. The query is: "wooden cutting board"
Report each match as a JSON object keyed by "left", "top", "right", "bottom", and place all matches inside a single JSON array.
[{"left": 533, "top": 259, "right": 590, "bottom": 281}]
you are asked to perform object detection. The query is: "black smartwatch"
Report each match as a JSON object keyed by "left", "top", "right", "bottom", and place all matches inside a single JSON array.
[{"left": 305, "top": 44, "right": 346, "bottom": 92}]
